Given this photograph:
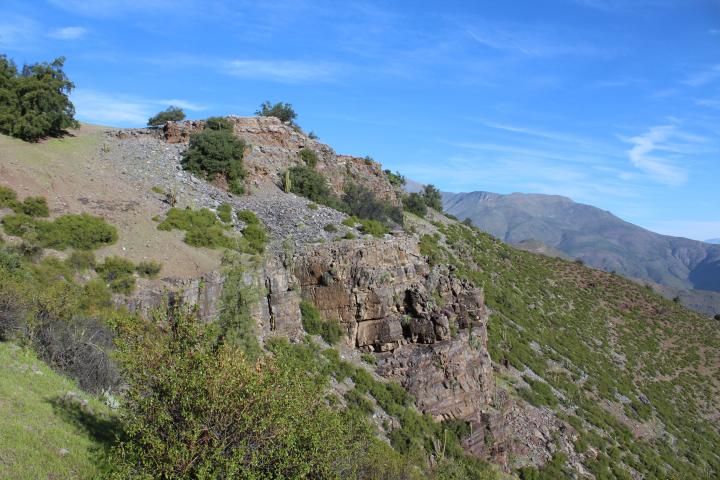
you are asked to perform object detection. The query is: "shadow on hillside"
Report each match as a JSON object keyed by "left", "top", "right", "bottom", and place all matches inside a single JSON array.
[{"left": 48, "top": 394, "right": 124, "bottom": 465}]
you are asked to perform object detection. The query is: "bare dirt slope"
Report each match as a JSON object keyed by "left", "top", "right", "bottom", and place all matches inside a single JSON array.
[{"left": 0, "top": 124, "right": 221, "bottom": 278}]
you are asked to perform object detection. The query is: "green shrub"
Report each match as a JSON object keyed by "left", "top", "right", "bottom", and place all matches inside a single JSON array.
[
  {"left": 256, "top": 101, "right": 297, "bottom": 124},
  {"left": 385, "top": 170, "right": 406, "bottom": 187},
  {"left": 324, "top": 223, "right": 337, "bottom": 232},
  {"left": 2, "top": 213, "right": 118, "bottom": 250},
  {"left": 242, "top": 223, "right": 267, "bottom": 254},
  {"left": 135, "top": 261, "right": 162, "bottom": 279},
  {"left": 0, "top": 185, "right": 17, "bottom": 206},
  {"left": 307, "top": 202, "right": 318, "bottom": 210},
  {"left": 299, "top": 148, "right": 319, "bottom": 168},
  {"left": 343, "top": 232, "right": 357, "bottom": 240},
  {"left": 403, "top": 192, "right": 428, "bottom": 218},
  {"left": 341, "top": 183, "right": 402, "bottom": 226},
  {"left": 158, "top": 207, "right": 234, "bottom": 249},
  {"left": 358, "top": 219, "right": 388, "bottom": 237},
  {"left": 96, "top": 256, "right": 136, "bottom": 293},
  {"left": 217, "top": 202, "right": 233, "bottom": 223},
  {"left": 15, "top": 196, "right": 49, "bottom": 217},
  {"left": 204, "top": 116, "right": 234, "bottom": 132},
  {"left": 423, "top": 184, "right": 443, "bottom": 212},
  {"left": 284, "top": 165, "right": 335, "bottom": 205},
  {"left": 147, "top": 106, "right": 185, "bottom": 126},
  {"left": 109, "top": 306, "right": 369, "bottom": 479},
  {"left": 66, "top": 250, "right": 96, "bottom": 272},
  {"left": 181, "top": 126, "right": 246, "bottom": 186},
  {"left": 300, "top": 300, "right": 344, "bottom": 344},
  {"left": 361, "top": 353, "right": 377, "bottom": 365},
  {"left": 236, "top": 209, "right": 259, "bottom": 225},
  {"left": 0, "top": 55, "right": 79, "bottom": 142}
]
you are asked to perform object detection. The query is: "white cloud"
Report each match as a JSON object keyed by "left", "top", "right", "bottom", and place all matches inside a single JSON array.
[
  {"left": 623, "top": 125, "right": 688, "bottom": 186},
  {"left": 709, "top": 29, "right": 719, "bottom": 36},
  {"left": 681, "top": 64, "right": 720, "bottom": 87},
  {"left": 71, "top": 90, "right": 207, "bottom": 127},
  {"left": 49, "top": 26, "right": 87, "bottom": 40},
  {"left": 223, "top": 59, "right": 340, "bottom": 83}
]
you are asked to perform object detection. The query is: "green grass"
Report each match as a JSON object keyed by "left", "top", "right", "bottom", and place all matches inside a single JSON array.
[{"left": 0, "top": 342, "right": 116, "bottom": 479}]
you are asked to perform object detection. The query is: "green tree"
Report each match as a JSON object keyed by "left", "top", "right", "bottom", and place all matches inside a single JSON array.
[
  {"left": 147, "top": 106, "right": 185, "bottom": 126},
  {"left": 403, "top": 192, "right": 428, "bottom": 218},
  {"left": 0, "top": 56, "right": 78, "bottom": 142},
  {"left": 181, "top": 123, "right": 246, "bottom": 194},
  {"left": 423, "top": 184, "right": 443, "bottom": 212},
  {"left": 256, "top": 101, "right": 297, "bottom": 124}
]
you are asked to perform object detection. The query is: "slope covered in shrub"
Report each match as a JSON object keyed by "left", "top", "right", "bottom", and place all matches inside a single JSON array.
[{"left": 417, "top": 218, "right": 720, "bottom": 479}]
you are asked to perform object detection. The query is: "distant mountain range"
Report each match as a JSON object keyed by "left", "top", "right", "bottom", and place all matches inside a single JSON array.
[
  {"left": 706, "top": 238, "right": 720, "bottom": 244},
  {"left": 442, "top": 191, "right": 720, "bottom": 298}
]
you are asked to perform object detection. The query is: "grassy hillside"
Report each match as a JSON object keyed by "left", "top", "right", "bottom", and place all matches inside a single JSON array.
[
  {"left": 418, "top": 217, "right": 720, "bottom": 478},
  {"left": 0, "top": 342, "right": 116, "bottom": 479}
]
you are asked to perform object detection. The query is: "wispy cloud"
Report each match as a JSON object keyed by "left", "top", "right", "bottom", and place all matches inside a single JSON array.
[
  {"left": 0, "top": 15, "right": 37, "bottom": 50},
  {"left": 223, "top": 59, "right": 340, "bottom": 83},
  {"left": 71, "top": 90, "right": 207, "bottom": 126},
  {"left": 46, "top": 0, "right": 187, "bottom": 17},
  {"left": 49, "top": 26, "right": 87, "bottom": 40},
  {"left": 681, "top": 64, "right": 720, "bottom": 87},
  {"left": 623, "top": 125, "right": 688, "bottom": 186},
  {"left": 464, "top": 24, "right": 605, "bottom": 57}
]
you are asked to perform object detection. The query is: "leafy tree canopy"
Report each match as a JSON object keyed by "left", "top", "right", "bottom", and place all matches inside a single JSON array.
[
  {"left": 255, "top": 100, "right": 297, "bottom": 124},
  {"left": 0, "top": 55, "right": 78, "bottom": 142},
  {"left": 147, "top": 106, "right": 185, "bottom": 126}
]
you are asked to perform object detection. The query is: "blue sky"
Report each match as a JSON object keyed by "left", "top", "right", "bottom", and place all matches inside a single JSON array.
[{"left": 1, "top": 0, "right": 719, "bottom": 240}]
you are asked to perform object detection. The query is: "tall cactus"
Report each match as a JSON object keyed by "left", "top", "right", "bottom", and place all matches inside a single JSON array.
[{"left": 284, "top": 170, "right": 292, "bottom": 193}]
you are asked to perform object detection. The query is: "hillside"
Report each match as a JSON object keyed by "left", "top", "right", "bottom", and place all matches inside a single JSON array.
[
  {"left": 1, "top": 120, "right": 719, "bottom": 479},
  {"left": 0, "top": 342, "right": 116, "bottom": 479},
  {"left": 442, "top": 190, "right": 720, "bottom": 315}
]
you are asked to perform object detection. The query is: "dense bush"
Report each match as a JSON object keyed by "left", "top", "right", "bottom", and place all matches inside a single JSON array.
[
  {"left": 256, "top": 100, "right": 297, "bottom": 124},
  {"left": 15, "top": 196, "right": 49, "bottom": 217},
  {"left": 108, "top": 306, "right": 367, "bottom": 479},
  {"left": 341, "top": 183, "right": 403, "bottom": 226},
  {"left": 242, "top": 223, "right": 267, "bottom": 254},
  {"left": 299, "top": 147, "right": 319, "bottom": 167},
  {"left": 158, "top": 207, "right": 266, "bottom": 254},
  {"left": 158, "top": 207, "right": 233, "bottom": 249},
  {"left": 96, "top": 256, "right": 136, "bottom": 294},
  {"left": 285, "top": 165, "right": 336, "bottom": 205},
  {"left": 385, "top": 170, "right": 406, "bottom": 187},
  {"left": 66, "top": 250, "right": 96, "bottom": 271},
  {"left": 403, "top": 192, "right": 428, "bottom": 218},
  {"left": 0, "top": 55, "right": 78, "bottom": 141},
  {"left": 135, "top": 260, "right": 162, "bottom": 279},
  {"left": 181, "top": 123, "right": 246, "bottom": 195},
  {"left": 2, "top": 212, "right": 118, "bottom": 250},
  {"left": 423, "top": 184, "right": 443, "bottom": 212},
  {"left": 147, "top": 106, "right": 185, "bottom": 126},
  {"left": 300, "top": 299, "right": 344, "bottom": 344},
  {"left": 216, "top": 202, "right": 233, "bottom": 223},
  {"left": 0, "top": 248, "right": 119, "bottom": 392},
  {"left": 204, "top": 116, "right": 234, "bottom": 132},
  {"left": 0, "top": 186, "right": 49, "bottom": 217}
]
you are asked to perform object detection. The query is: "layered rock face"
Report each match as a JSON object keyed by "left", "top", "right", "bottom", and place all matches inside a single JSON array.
[{"left": 292, "top": 237, "right": 495, "bottom": 425}]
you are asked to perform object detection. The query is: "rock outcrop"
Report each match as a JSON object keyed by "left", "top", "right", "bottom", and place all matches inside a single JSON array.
[{"left": 161, "top": 117, "right": 402, "bottom": 206}]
